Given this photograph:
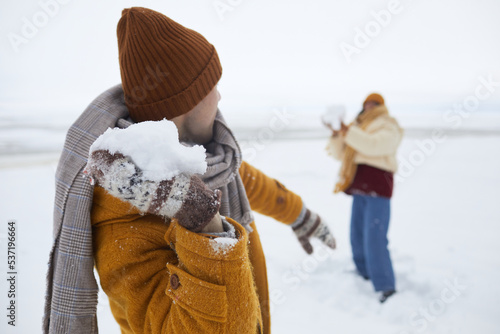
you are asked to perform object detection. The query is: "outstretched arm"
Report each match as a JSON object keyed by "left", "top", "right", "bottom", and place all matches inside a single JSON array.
[{"left": 239, "top": 161, "right": 336, "bottom": 254}]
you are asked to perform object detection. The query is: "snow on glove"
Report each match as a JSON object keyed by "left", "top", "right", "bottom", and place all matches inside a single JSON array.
[
  {"left": 84, "top": 149, "right": 221, "bottom": 232},
  {"left": 291, "top": 208, "right": 336, "bottom": 254}
]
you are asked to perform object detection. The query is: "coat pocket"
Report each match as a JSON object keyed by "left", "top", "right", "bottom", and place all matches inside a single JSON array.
[{"left": 165, "top": 264, "right": 228, "bottom": 323}]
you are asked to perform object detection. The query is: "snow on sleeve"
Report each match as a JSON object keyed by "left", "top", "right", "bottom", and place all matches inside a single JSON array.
[{"left": 88, "top": 120, "right": 207, "bottom": 181}]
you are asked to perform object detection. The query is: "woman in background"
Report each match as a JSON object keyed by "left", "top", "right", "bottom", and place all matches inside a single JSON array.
[{"left": 325, "top": 93, "right": 404, "bottom": 303}]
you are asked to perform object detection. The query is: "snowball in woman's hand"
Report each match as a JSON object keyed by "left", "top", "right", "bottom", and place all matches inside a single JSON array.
[
  {"left": 88, "top": 120, "right": 207, "bottom": 181},
  {"left": 322, "top": 105, "right": 346, "bottom": 130}
]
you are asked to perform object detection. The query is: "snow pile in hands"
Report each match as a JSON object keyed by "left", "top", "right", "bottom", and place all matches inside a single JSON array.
[
  {"left": 322, "top": 105, "right": 346, "bottom": 130},
  {"left": 88, "top": 120, "right": 207, "bottom": 181}
]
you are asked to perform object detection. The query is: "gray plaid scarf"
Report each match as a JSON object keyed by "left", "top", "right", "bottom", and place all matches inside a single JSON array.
[{"left": 43, "top": 84, "right": 253, "bottom": 333}]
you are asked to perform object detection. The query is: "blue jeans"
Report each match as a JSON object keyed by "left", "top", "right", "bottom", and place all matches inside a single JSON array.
[{"left": 350, "top": 194, "right": 395, "bottom": 292}]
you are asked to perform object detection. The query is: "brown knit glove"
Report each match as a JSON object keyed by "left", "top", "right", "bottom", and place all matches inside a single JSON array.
[
  {"left": 291, "top": 208, "right": 336, "bottom": 254},
  {"left": 84, "top": 149, "right": 221, "bottom": 232}
]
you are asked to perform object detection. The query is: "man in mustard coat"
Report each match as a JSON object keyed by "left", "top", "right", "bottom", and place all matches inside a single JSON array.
[{"left": 43, "top": 7, "right": 336, "bottom": 334}]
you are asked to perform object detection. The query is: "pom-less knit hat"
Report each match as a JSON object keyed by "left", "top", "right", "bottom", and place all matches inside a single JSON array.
[
  {"left": 363, "top": 93, "right": 385, "bottom": 106},
  {"left": 117, "top": 7, "right": 222, "bottom": 122}
]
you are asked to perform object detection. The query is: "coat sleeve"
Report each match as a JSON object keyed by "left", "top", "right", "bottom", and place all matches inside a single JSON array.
[
  {"left": 344, "top": 121, "right": 403, "bottom": 157},
  {"left": 325, "top": 135, "right": 346, "bottom": 161},
  {"left": 92, "top": 187, "right": 261, "bottom": 334},
  {"left": 238, "top": 161, "right": 303, "bottom": 225}
]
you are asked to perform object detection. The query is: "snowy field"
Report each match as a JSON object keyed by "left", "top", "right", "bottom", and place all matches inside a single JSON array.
[{"left": 1, "top": 124, "right": 499, "bottom": 333}]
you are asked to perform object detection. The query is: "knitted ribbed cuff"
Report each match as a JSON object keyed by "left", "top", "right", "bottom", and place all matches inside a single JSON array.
[
  {"left": 204, "top": 216, "right": 237, "bottom": 239},
  {"left": 291, "top": 203, "right": 307, "bottom": 229},
  {"left": 291, "top": 206, "right": 321, "bottom": 240}
]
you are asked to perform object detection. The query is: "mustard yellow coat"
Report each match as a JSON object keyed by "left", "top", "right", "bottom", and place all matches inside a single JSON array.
[{"left": 91, "top": 161, "right": 303, "bottom": 334}]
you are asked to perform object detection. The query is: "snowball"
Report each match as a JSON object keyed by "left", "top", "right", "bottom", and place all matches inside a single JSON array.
[
  {"left": 89, "top": 120, "right": 207, "bottom": 181},
  {"left": 322, "top": 105, "right": 346, "bottom": 130}
]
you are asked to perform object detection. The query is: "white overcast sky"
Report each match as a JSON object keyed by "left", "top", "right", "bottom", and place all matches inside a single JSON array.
[{"left": 1, "top": 0, "right": 499, "bottom": 115}]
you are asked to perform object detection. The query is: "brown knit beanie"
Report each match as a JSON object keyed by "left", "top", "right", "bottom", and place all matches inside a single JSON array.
[
  {"left": 117, "top": 7, "right": 222, "bottom": 122},
  {"left": 363, "top": 93, "right": 385, "bottom": 106}
]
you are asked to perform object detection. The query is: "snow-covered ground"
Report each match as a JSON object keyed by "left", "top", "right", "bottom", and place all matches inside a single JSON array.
[{"left": 1, "top": 124, "right": 499, "bottom": 333}]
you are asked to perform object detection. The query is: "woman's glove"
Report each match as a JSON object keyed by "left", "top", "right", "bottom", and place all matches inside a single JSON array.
[
  {"left": 292, "top": 208, "right": 336, "bottom": 254},
  {"left": 84, "top": 149, "right": 221, "bottom": 232}
]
